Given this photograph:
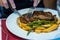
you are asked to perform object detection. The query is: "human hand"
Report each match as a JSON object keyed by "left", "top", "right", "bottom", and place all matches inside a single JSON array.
[
  {"left": 33, "top": 0, "right": 41, "bottom": 7},
  {"left": 0, "top": 0, "right": 16, "bottom": 9}
]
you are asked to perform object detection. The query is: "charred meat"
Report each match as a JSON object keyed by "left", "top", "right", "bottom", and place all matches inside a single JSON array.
[{"left": 19, "top": 11, "right": 58, "bottom": 24}]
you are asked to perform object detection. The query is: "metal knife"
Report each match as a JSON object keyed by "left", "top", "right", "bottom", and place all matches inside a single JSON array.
[{"left": 7, "top": 0, "right": 21, "bottom": 16}]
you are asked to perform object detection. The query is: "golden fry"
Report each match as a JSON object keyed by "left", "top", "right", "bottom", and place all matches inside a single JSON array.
[
  {"left": 17, "top": 17, "right": 59, "bottom": 33},
  {"left": 57, "top": 20, "right": 60, "bottom": 24},
  {"left": 42, "top": 24, "right": 58, "bottom": 32}
]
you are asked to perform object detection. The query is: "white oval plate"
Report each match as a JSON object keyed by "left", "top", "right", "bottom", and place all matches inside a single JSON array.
[{"left": 6, "top": 8, "right": 60, "bottom": 40}]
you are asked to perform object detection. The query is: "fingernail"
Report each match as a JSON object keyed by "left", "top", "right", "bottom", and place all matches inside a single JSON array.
[
  {"left": 12, "top": 6, "right": 16, "bottom": 9},
  {"left": 11, "top": 4, "right": 16, "bottom": 9}
]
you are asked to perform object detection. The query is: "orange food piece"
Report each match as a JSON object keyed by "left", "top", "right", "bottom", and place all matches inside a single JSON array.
[{"left": 42, "top": 24, "right": 58, "bottom": 32}]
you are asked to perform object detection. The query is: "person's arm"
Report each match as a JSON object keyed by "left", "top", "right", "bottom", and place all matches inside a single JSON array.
[{"left": 43, "top": 0, "right": 57, "bottom": 9}]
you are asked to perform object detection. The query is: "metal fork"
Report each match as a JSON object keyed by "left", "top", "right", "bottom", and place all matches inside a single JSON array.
[
  {"left": 27, "top": 0, "right": 40, "bottom": 18},
  {"left": 27, "top": 7, "right": 36, "bottom": 18}
]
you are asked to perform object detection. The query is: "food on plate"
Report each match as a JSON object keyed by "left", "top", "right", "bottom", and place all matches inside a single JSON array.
[{"left": 17, "top": 11, "right": 60, "bottom": 35}]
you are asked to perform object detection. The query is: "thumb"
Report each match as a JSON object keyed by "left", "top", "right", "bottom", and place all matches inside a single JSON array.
[{"left": 33, "top": 0, "right": 41, "bottom": 7}]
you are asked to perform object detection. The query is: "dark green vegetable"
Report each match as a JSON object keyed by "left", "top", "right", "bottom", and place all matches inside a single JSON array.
[
  {"left": 27, "top": 27, "right": 36, "bottom": 36},
  {"left": 27, "top": 20, "right": 56, "bottom": 27},
  {"left": 27, "top": 29, "right": 32, "bottom": 36},
  {"left": 27, "top": 19, "right": 57, "bottom": 36}
]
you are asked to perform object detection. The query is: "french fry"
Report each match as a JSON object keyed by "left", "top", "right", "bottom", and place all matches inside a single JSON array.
[
  {"left": 35, "top": 27, "right": 45, "bottom": 33},
  {"left": 57, "top": 20, "right": 60, "bottom": 24},
  {"left": 42, "top": 24, "right": 58, "bottom": 32},
  {"left": 17, "top": 18, "right": 31, "bottom": 31}
]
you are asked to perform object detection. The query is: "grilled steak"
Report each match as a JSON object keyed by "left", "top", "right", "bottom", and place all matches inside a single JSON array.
[
  {"left": 20, "top": 11, "right": 58, "bottom": 24},
  {"left": 32, "top": 11, "right": 57, "bottom": 21},
  {"left": 20, "top": 17, "right": 28, "bottom": 23}
]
